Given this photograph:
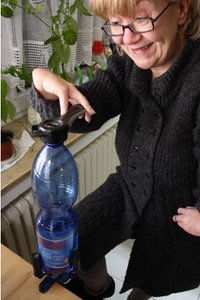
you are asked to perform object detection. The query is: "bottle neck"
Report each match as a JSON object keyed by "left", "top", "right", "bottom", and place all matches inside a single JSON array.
[
  {"left": 40, "top": 206, "right": 70, "bottom": 216},
  {"left": 46, "top": 143, "right": 63, "bottom": 147}
]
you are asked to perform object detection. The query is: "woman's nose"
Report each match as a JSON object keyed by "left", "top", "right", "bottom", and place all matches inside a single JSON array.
[{"left": 122, "top": 28, "right": 142, "bottom": 44}]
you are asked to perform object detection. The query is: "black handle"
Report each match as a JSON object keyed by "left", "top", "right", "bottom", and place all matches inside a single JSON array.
[
  {"left": 39, "top": 104, "right": 86, "bottom": 135},
  {"left": 39, "top": 275, "right": 56, "bottom": 293},
  {"left": 60, "top": 104, "right": 87, "bottom": 128},
  {"left": 32, "top": 252, "right": 44, "bottom": 279},
  {"left": 31, "top": 104, "right": 87, "bottom": 144}
]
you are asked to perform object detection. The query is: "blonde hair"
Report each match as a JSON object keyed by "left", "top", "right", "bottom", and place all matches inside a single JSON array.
[{"left": 89, "top": 0, "right": 200, "bottom": 40}]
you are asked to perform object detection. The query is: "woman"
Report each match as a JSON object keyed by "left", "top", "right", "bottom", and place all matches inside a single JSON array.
[{"left": 30, "top": 0, "right": 200, "bottom": 299}]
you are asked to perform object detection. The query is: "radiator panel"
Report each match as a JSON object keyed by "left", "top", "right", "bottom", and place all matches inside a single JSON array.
[
  {"left": 1, "top": 125, "right": 119, "bottom": 262},
  {"left": 1, "top": 195, "right": 38, "bottom": 262}
]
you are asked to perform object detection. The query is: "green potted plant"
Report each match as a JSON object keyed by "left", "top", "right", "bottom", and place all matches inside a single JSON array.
[
  {"left": 2, "top": 64, "right": 33, "bottom": 89},
  {"left": 1, "top": 65, "right": 32, "bottom": 160},
  {"left": 1, "top": 78, "right": 15, "bottom": 161},
  {"left": 1, "top": 78, "right": 16, "bottom": 124},
  {"left": 1, "top": 64, "right": 32, "bottom": 123}
]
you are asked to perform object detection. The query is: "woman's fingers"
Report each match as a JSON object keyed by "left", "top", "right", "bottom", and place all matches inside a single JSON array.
[
  {"left": 58, "top": 85, "right": 96, "bottom": 121},
  {"left": 173, "top": 207, "right": 199, "bottom": 223}
]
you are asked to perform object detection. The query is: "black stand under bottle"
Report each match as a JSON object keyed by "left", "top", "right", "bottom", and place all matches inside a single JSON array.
[{"left": 31, "top": 104, "right": 86, "bottom": 293}]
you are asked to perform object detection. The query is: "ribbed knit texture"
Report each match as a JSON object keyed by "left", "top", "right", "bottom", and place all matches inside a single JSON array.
[{"left": 29, "top": 38, "right": 200, "bottom": 296}]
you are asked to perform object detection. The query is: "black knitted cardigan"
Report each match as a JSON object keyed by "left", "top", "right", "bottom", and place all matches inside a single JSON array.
[{"left": 30, "top": 38, "right": 200, "bottom": 297}]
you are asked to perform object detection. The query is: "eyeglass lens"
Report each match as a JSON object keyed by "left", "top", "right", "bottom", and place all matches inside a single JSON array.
[{"left": 105, "top": 19, "right": 153, "bottom": 35}]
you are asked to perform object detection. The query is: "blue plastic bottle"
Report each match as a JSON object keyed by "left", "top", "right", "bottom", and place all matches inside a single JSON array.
[{"left": 31, "top": 104, "right": 86, "bottom": 284}]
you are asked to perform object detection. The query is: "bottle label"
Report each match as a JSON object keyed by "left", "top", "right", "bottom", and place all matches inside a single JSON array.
[{"left": 37, "top": 231, "right": 74, "bottom": 269}]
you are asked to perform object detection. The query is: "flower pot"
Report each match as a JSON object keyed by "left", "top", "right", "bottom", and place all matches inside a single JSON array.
[{"left": 1, "top": 130, "right": 14, "bottom": 161}]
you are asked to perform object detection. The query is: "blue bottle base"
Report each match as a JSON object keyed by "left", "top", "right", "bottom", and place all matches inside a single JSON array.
[
  {"left": 44, "top": 265, "right": 74, "bottom": 282},
  {"left": 36, "top": 208, "right": 78, "bottom": 282}
]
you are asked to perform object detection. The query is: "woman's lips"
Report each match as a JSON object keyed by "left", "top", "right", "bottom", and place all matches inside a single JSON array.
[{"left": 130, "top": 43, "right": 152, "bottom": 55}]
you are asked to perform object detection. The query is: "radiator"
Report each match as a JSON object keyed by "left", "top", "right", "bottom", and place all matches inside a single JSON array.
[{"left": 1, "top": 125, "right": 119, "bottom": 263}]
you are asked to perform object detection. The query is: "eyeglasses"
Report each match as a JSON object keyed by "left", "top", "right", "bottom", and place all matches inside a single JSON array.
[{"left": 101, "top": 2, "right": 172, "bottom": 36}]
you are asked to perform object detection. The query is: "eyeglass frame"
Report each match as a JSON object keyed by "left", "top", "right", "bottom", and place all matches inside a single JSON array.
[{"left": 101, "top": 2, "right": 173, "bottom": 36}]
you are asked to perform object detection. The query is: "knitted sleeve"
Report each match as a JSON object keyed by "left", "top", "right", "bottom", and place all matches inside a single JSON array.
[
  {"left": 29, "top": 84, "right": 60, "bottom": 120},
  {"left": 193, "top": 102, "right": 200, "bottom": 212}
]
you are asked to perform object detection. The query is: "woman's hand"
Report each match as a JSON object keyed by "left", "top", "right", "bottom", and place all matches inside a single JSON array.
[
  {"left": 173, "top": 206, "right": 200, "bottom": 237},
  {"left": 32, "top": 68, "right": 95, "bottom": 122}
]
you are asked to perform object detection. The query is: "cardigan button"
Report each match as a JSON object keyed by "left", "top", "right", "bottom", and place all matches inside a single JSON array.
[
  {"left": 131, "top": 164, "right": 137, "bottom": 170},
  {"left": 137, "top": 124, "right": 142, "bottom": 131},
  {"left": 152, "top": 129, "right": 157, "bottom": 136},
  {"left": 144, "top": 190, "right": 147, "bottom": 196},
  {"left": 133, "top": 146, "right": 139, "bottom": 152},
  {"left": 132, "top": 182, "right": 136, "bottom": 188},
  {"left": 145, "top": 172, "right": 150, "bottom": 179}
]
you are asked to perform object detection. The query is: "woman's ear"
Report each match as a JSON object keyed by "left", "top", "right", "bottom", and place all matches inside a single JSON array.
[{"left": 177, "top": 0, "right": 191, "bottom": 25}]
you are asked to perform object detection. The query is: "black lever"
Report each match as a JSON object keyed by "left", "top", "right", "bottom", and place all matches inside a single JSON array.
[{"left": 31, "top": 104, "right": 87, "bottom": 144}]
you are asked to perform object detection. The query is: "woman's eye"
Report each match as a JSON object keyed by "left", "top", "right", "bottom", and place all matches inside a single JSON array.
[{"left": 135, "top": 18, "right": 150, "bottom": 24}]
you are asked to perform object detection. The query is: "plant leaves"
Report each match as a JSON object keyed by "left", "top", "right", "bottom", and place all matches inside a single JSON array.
[
  {"left": 50, "top": 15, "right": 59, "bottom": 24},
  {"left": 69, "top": 4, "right": 76, "bottom": 15},
  {"left": 66, "top": 16, "right": 78, "bottom": 33},
  {"left": 63, "top": 29, "right": 77, "bottom": 45},
  {"left": 1, "top": 99, "right": 9, "bottom": 123},
  {"left": 75, "top": 65, "right": 83, "bottom": 85},
  {"left": 48, "top": 52, "right": 61, "bottom": 69},
  {"left": 1, "top": 99, "right": 16, "bottom": 122},
  {"left": 33, "top": 3, "right": 43, "bottom": 14},
  {"left": 44, "top": 35, "right": 59, "bottom": 46},
  {"left": 7, "top": 100, "right": 16, "bottom": 121},
  {"left": 20, "top": 64, "right": 33, "bottom": 83},
  {"left": 1, "top": 5, "right": 14, "bottom": 18},
  {"left": 60, "top": 45, "right": 71, "bottom": 64},
  {"left": 61, "top": 72, "right": 74, "bottom": 83},
  {"left": 1, "top": 79, "right": 10, "bottom": 99},
  {"left": 52, "top": 65, "right": 61, "bottom": 76},
  {"left": 75, "top": 0, "right": 92, "bottom": 16},
  {"left": 2, "top": 64, "right": 32, "bottom": 84},
  {"left": 62, "top": 16, "right": 78, "bottom": 45},
  {"left": 9, "top": 0, "right": 17, "bottom": 10},
  {"left": 79, "top": 5, "right": 92, "bottom": 16},
  {"left": 1, "top": 79, "right": 16, "bottom": 122},
  {"left": 24, "top": 2, "right": 32, "bottom": 13}
]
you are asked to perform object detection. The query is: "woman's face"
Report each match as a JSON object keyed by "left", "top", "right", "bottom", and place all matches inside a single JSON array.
[{"left": 109, "top": 0, "right": 189, "bottom": 78}]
